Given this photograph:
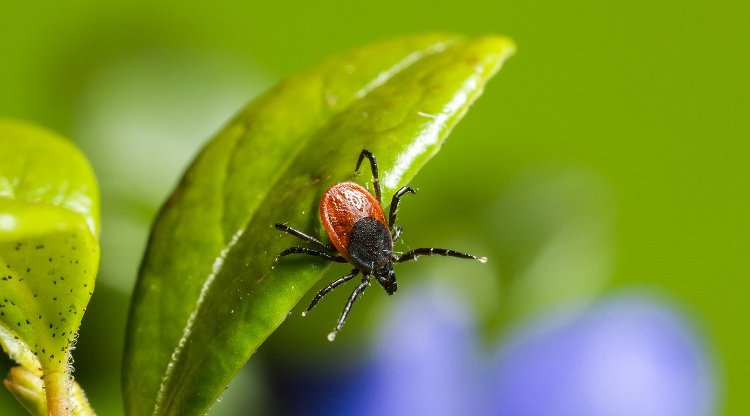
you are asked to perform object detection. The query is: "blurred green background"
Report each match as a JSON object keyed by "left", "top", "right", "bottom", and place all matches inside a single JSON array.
[{"left": 1, "top": 0, "right": 747, "bottom": 415}]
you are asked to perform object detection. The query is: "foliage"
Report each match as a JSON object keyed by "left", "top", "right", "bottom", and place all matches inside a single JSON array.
[
  {"left": 0, "top": 119, "right": 99, "bottom": 415},
  {"left": 122, "top": 34, "right": 514, "bottom": 416}
]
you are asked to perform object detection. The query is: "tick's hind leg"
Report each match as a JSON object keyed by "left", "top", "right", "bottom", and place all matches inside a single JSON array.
[
  {"left": 275, "top": 223, "right": 335, "bottom": 251},
  {"left": 395, "top": 247, "right": 487, "bottom": 263},
  {"left": 355, "top": 149, "right": 382, "bottom": 204},
  {"left": 328, "top": 274, "right": 371, "bottom": 341},
  {"left": 303, "top": 268, "right": 360, "bottom": 316}
]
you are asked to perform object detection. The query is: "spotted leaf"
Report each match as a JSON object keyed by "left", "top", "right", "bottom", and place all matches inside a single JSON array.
[{"left": 0, "top": 119, "right": 99, "bottom": 415}]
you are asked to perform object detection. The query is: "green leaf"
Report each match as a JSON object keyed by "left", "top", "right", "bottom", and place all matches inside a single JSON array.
[
  {"left": 123, "top": 33, "right": 515, "bottom": 416},
  {"left": 0, "top": 119, "right": 99, "bottom": 414}
]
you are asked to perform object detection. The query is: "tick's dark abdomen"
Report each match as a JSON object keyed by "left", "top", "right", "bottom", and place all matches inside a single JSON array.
[{"left": 347, "top": 216, "right": 393, "bottom": 272}]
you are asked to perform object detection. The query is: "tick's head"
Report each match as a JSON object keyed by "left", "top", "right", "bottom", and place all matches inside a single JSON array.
[{"left": 374, "top": 263, "right": 397, "bottom": 295}]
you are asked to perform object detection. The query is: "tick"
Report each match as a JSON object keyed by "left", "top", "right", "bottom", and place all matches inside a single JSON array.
[{"left": 275, "top": 149, "right": 486, "bottom": 340}]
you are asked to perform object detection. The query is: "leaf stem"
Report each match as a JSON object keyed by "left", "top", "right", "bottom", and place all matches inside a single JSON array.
[{"left": 45, "top": 368, "right": 71, "bottom": 416}]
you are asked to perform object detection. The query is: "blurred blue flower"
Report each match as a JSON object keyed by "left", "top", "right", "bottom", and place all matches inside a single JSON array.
[
  {"left": 279, "top": 285, "right": 717, "bottom": 416},
  {"left": 488, "top": 294, "right": 717, "bottom": 416}
]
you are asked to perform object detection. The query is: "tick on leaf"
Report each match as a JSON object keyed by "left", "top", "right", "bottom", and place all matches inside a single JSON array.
[{"left": 275, "top": 149, "right": 486, "bottom": 341}]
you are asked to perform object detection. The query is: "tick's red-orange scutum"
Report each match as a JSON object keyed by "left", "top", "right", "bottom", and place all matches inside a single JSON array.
[{"left": 319, "top": 181, "right": 388, "bottom": 261}]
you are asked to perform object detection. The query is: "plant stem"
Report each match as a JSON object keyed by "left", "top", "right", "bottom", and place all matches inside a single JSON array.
[{"left": 45, "top": 369, "right": 71, "bottom": 416}]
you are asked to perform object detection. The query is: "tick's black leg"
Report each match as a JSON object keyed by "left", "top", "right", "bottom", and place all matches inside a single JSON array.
[
  {"left": 395, "top": 247, "right": 487, "bottom": 263},
  {"left": 275, "top": 223, "right": 335, "bottom": 251},
  {"left": 392, "top": 225, "right": 403, "bottom": 242},
  {"left": 328, "top": 274, "right": 371, "bottom": 341},
  {"left": 388, "top": 186, "right": 416, "bottom": 231},
  {"left": 277, "top": 247, "right": 348, "bottom": 263},
  {"left": 303, "top": 268, "right": 360, "bottom": 316},
  {"left": 355, "top": 149, "right": 382, "bottom": 204}
]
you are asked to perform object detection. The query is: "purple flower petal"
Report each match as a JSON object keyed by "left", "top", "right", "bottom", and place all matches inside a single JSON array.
[
  {"left": 276, "top": 287, "right": 717, "bottom": 416},
  {"left": 489, "top": 294, "right": 717, "bottom": 416},
  {"left": 353, "top": 284, "right": 481, "bottom": 416}
]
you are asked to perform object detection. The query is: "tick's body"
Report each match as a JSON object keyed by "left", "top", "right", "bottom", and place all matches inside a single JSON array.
[
  {"left": 320, "top": 182, "right": 391, "bottom": 271},
  {"left": 275, "top": 149, "right": 486, "bottom": 340}
]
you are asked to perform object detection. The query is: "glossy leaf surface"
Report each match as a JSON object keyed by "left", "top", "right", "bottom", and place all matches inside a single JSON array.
[
  {"left": 123, "top": 34, "right": 515, "bottom": 416},
  {"left": 0, "top": 119, "right": 99, "bottom": 414}
]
